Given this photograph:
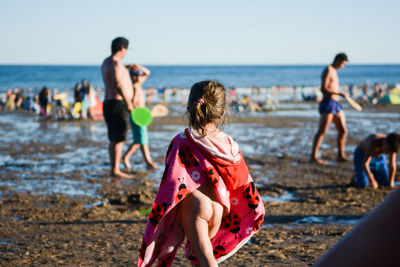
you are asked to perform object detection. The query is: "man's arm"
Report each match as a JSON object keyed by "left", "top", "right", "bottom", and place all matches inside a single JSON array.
[
  {"left": 137, "top": 64, "right": 150, "bottom": 84},
  {"left": 114, "top": 62, "right": 133, "bottom": 112},
  {"left": 388, "top": 152, "right": 397, "bottom": 188},
  {"left": 363, "top": 154, "right": 378, "bottom": 189},
  {"left": 140, "top": 65, "right": 151, "bottom": 75}
]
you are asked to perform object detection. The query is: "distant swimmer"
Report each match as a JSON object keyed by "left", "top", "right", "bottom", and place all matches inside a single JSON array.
[
  {"left": 101, "top": 37, "right": 135, "bottom": 179},
  {"left": 354, "top": 133, "right": 399, "bottom": 189},
  {"left": 311, "top": 53, "right": 349, "bottom": 165}
]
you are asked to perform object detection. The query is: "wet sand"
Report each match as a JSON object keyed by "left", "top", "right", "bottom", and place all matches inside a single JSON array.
[{"left": 1, "top": 103, "right": 399, "bottom": 266}]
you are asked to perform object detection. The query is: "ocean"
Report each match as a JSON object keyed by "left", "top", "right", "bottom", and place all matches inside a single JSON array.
[{"left": 0, "top": 64, "right": 399, "bottom": 93}]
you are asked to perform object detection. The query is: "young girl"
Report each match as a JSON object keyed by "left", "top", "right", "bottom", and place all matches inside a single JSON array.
[{"left": 138, "top": 81, "right": 265, "bottom": 266}]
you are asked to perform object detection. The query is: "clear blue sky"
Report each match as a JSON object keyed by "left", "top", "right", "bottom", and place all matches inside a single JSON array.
[{"left": 1, "top": 0, "right": 399, "bottom": 65}]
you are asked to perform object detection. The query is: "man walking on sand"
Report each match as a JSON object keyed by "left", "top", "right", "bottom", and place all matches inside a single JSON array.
[
  {"left": 102, "top": 37, "right": 135, "bottom": 178},
  {"left": 311, "top": 53, "right": 350, "bottom": 165}
]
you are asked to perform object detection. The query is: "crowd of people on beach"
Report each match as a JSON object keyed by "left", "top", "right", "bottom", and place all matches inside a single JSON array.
[
  {"left": 0, "top": 80, "right": 103, "bottom": 120},
  {"left": 2, "top": 75, "right": 398, "bottom": 121},
  {"left": 1, "top": 82, "right": 398, "bottom": 123}
]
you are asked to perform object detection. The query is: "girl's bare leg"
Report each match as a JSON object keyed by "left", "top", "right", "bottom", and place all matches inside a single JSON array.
[{"left": 180, "top": 181, "right": 223, "bottom": 267}]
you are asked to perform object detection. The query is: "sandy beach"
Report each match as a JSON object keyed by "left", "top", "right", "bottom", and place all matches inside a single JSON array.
[{"left": 1, "top": 102, "right": 399, "bottom": 266}]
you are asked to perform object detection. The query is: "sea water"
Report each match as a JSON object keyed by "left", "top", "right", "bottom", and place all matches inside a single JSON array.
[{"left": 1, "top": 64, "right": 399, "bottom": 93}]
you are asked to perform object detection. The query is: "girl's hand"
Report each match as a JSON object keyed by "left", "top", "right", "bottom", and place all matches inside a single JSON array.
[{"left": 370, "top": 180, "right": 378, "bottom": 189}]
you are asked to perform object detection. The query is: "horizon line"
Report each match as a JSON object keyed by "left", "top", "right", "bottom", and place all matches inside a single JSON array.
[{"left": 1, "top": 62, "right": 400, "bottom": 66}]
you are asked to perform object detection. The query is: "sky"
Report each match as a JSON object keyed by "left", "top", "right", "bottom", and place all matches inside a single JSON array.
[{"left": 1, "top": 0, "right": 399, "bottom": 65}]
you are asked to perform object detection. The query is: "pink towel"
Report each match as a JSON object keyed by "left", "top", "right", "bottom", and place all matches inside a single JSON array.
[{"left": 138, "top": 129, "right": 265, "bottom": 266}]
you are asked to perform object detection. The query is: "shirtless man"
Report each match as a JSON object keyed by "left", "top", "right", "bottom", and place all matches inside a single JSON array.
[
  {"left": 354, "top": 133, "right": 399, "bottom": 189},
  {"left": 311, "top": 53, "right": 349, "bottom": 165},
  {"left": 102, "top": 37, "right": 135, "bottom": 178}
]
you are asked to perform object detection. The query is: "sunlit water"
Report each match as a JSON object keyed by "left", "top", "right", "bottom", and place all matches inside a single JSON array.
[{"left": 1, "top": 103, "right": 399, "bottom": 205}]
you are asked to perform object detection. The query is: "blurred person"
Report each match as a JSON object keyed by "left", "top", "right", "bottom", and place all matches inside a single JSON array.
[
  {"left": 159, "top": 87, "right": 167, "bottom": 105},
  {"left": 241, "top": 95, "right": 262, "bottom": 112},
  {"left": 19, "top": 88, "right": 29, "bottom": 110},
  {"left": 13, "top": 88, "right": 23, "bottom": 109},
  {"left": 354, "top": 133, "right": 399, "bottom": 189},
  {"left": 25, "top": 88, "right": 35, "bottom": 111},
  {"left": 81, "top": 79, "right": 89, "bottom": 96},
  {"left": 181, "top": 87, "right": 189, "bottom": 105},
  {"left": 39, "top": 86, "right": 51, "bottom": 119},
  {"left": 80, "top": 80, "right": 90, "bottom": 119},
  {"left": 86, "top": 82, "right": 97, "bottom": 109},
  {"left": 171, "top": 87, "right": 179, "bottom": 103},
  {"left": 371, "top": 83, "right": 384, "bottom": 104},
  {"left": 348, "top": 84, "right": 356, "bottom": 98},
  {"left": 73, "top": 83, "right": 83, "bottom": 104},
  {"left": 146, "top": 87, "right": 155, "bottom": 106},
  {"left": 72, "top": 83, "right": 83, "bottom": 119},
  {"left": 361, "top": 84, "right": 369, "bottom": 103},
  {"left": 0, "top": 92, "right": 6, "bottom": 110},
  {"left": 101, "top": 37, "right": 135, "bottom": 179},
  {"left": 311, "top": 53, "right": 350, "bottom": 165},
  {"left": 86, "top": 82, "right": 103, "bottom": 121},
  {"left": 32, "top": 94, "right": 41, "bottom": 114},
  {"left": 53, "top": 88, "right": 68, "bottom": 119},
  {"left": 5, "top": 89, "right": 15, "bottom": 110},
  {"left": 123, "top": 64, "right": 158, "bottom": 170}
]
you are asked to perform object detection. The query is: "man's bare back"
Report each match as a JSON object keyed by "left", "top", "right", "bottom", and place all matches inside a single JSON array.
[
  {"left": 102, "top": 56, "right": 133, "bottom": 107},
  {"left": 357, "top": 133, "right": 387, "bottom": 157}
]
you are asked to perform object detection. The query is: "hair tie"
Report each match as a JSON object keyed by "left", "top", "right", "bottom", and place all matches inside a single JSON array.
[{"left": 197, "top": 98, "right": 205, "bottom": 105}]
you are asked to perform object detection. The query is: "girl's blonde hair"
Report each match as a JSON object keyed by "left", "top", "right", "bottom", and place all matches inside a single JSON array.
[{"left": 186, "top": 80, "right": 227, "bottom": 136}]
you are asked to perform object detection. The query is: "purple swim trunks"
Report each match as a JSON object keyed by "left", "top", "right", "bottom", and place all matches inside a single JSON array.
[{"left": 319, "top": 98, "right": 343, "bottom": 114}]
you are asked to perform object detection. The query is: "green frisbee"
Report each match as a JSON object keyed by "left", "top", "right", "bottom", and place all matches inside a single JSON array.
[{"left": 131, "top": 107, "right": 153, "bottom": 126}]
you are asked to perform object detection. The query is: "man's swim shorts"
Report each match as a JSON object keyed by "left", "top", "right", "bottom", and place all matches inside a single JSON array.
[
  {"left": 319, "top": 98, "right": 343, "bottom": 115},
  {"left": 103, "top": 99, "right": 129, "bottom": 142}
]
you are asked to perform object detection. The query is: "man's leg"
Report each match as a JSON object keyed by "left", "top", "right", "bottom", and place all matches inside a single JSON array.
[
  {"left": 311, "top": 113, "right": 334, "bottom": 164},
  {"left": 122, "top": 143, "right": 140, "bottom": 170},
  {"left": 109, "top": 141, "right": 116, "bottom": 174},
  {"left": 354, "top": 149, "right": 369, "bottom": 188},
  {"left": 110, "top": 141, "right": 135, "bottom": 179},
  {"left": 137, "top": 125, "right": 158, "bottom": 169},
  {"left": 141, "top": 144, "right": 159, "bottom": 169},
  {"left": 332, "top": 111, "right": 349, "bottom": 162}
]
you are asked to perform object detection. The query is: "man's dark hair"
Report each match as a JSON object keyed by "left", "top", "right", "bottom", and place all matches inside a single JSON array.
[
  {"left": 386, "top": 133, "right": 400, "bottom": 153},
  {"left": 111, "top": 37, "right": 129, "bottom": 54},
  {"left": 333, "top": 53, "right": 348, "bottom": 63}
]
